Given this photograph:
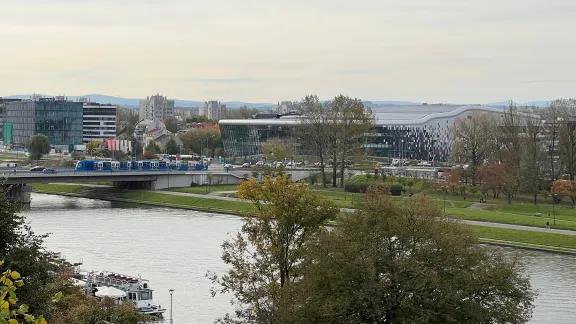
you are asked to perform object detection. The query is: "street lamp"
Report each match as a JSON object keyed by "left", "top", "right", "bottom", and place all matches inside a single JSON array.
[{"left": 169, "top": 289, "right": 174, "bottom": 324}]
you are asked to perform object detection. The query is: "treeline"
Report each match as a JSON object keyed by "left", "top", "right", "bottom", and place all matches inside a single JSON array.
[
  {"left": 210, "top": 174, "right": 535, "bottom": 323},
  {"left": 450, "top": 98, "right": 576, "bottom": 203}
]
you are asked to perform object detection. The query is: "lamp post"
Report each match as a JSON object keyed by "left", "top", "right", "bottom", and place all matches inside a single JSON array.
[
  {"left": 169, "top": 289, "right": 174, "bottom": 324},
  {"left": 552, "top": 194, "right": 556, "bottom": 225}
]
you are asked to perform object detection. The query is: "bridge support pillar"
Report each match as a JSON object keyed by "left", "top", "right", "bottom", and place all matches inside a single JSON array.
[
  {"left": 3, "top": 184, "right": 32, "bottom": 205},
  {"left": 113, "top": 180, "right": 155, "bottom": 190}
]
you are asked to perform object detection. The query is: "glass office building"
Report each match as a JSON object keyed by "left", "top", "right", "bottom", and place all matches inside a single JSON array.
[
  {"left": 219, "top": 105, "right": 506, "bottom": 162},
  {"left": 6, "top": 98, "right": 83, "bottom": 147}
]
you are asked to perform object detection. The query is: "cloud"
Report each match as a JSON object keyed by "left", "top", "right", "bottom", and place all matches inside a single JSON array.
[
  {"left": 148, "top": 77, "right": 258, "bottom": 84},
  {"left": 337, "top": 68, "right": 382, "bottom": 76},
  {"left": 521, "top": 80, "right": 576, "bottom": 84}
]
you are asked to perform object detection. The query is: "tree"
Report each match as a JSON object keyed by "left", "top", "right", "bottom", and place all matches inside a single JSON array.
[
  {"left": 0, "top": 186, "right": 62, "bottom": 318},
  {"left": 209, "top": 175, "right": 339, "bottom": 323},
  {"left": 180, "top": 125, "right": 222, "bottom": 155},
  {"left": 298, "top": 95, "right": 334, "bottom": 187},
  {"left": 277, "top": 185, "right": 535, "bottom": 323},
  {"left": 541, "top": 102, "right": 563, "bottom": 181},
  {"left": 518, "top": 107, "right": 544, "bottom": 204},
  {"left": 551, "top": 180, "right": 576, "bottom": 204},
  {"left": 450, "top": 112, "right": 497, "bottom": 185},
  {"left": 70, "top": 151, "right": 84, "bottom": 161},
  {"left": 227, "top": 106, "right": 260, "bottom": 119},
  {"left": 261, "top": 139, "right": 295, "bottom": 162},
  {"left": 144, "top": 141, "right": 161, "bottom": 154},
  {"left": 1, "top": 260, "right": 49, "bottom": 324},
  {"left": 330, "top": 95, "right": 374, "bottom": 188},
  {"left": 166, "top": 139, "right": 180, "bottom": 155},
  {"left": 555, "top": 99, "right": 576, "bottom": 180},
  {"left": 50, "top": 292, "right": 149, "bottom": 324},
  {"left": 477, "top": 163, "right": 518, "bottom": 203},
  {"left": 162, "top": 117, "right": 179, "bottom": 134},
  {"left": 25, "top": 135, "right": 50, "bottom": 161},
  {"left": 85, "top": 140, "right": 103, "bottom": 155}
]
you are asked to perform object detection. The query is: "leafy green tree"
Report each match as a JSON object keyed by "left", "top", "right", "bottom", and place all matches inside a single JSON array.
[
  {"left": 278, "top": 184, "right": 535, "bottom": 323},
  {"left": 261, "top": 139, "right": 295, "bottom": 162},
  {"left": 162, "top": 117, "right": 179, "bottom": 134},
  {"left": 70, "top": 151, "right": 84, "bottom": 161},
  {"left": 144, "top": 141, "right": 161, "bottom": 154},
  {"left": 210, "top": 175, "right": 339, "bottom": 323},
  {"left": 25, "top": 135, "right": 50, "bottom": 161},
  {"left": 50, "top": 291, "right": 149, "bottom": 324},
  {"left": 166, "top": 139, "right": 180, "bottom": 155}
]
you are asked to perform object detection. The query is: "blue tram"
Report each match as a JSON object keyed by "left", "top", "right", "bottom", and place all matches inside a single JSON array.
[{"left": 75, "top": 159, "right": 197, "bottom": 172}]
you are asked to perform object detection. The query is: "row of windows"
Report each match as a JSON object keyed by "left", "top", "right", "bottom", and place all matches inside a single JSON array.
[
  {"left": 84, "top": 117, "right": 115, "bottom": 121},
  {"left": 83, "top": 109, "right": 117, "bottom": 115}
]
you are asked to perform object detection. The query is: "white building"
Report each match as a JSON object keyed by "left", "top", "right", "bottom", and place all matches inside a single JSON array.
[
  {"left": 139, "top": 94, "right": 175, "bottom": 121},
  {"left": 276, "top": 101, "right": 300, "bottom": 115},
  {"left": 82, "top": 102, "right": 117, "bottom": 143},
  {"left": 200, "top": 101, "right": 226, "bottom": 121}
]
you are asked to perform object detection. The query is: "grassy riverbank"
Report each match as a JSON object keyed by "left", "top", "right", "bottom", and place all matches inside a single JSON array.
[
  {"left": 31, "top": 183, "right": 576, "bottom": 253},
  {"left": 169, "top": 184, "right": 239, "bottom": 195},
  {"left": 472, "top": 225, "right": 576, "bottom": 253}
]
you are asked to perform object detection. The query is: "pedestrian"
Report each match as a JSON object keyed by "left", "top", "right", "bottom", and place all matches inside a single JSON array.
[{"left": 546, "top": 221, "right": 550, "bottom": 229}]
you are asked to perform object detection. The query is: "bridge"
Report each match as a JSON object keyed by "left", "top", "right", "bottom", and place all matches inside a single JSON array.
[{"left": 0, "top": 169, "right": 313, "bottom": 204}]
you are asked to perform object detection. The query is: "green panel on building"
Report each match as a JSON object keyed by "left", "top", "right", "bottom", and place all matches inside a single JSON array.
[{"left": 3, "top": 122, "right": 12, "bottom": 144}]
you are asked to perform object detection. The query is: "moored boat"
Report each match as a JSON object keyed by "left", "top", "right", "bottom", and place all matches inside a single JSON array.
[{"left": 76, "top": 270, "right": 166, "bottom": 316}]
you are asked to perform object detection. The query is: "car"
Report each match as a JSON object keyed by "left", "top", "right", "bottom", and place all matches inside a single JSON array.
[
  {"left": 42, "top": 168, "right": 57, "bottom": 173},
  {"left": 30, "top": 166, "right": 45, "bottom": 172},
  {"left": 242, "top": 162, "right": 251, "bottom": 168},
  {"left": 224, "top": 164, "right": 233, "bottom": 170},
  {"left": 255, "top": 161, "right": 265, "bottom": 167}
]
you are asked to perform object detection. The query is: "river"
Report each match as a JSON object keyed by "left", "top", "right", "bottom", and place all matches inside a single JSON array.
[{"left": 22, "top": 193, "right": 576, "bottom": 323}]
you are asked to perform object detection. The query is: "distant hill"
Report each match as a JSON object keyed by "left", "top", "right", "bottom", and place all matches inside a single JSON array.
[
  {"left": 487, "top": 100, "right": 549, "bottom": 107},
  {"left": 5, "top": 94, "right": 553, "bottom": 109},
  {"left": 4, "top": 94, "right": 274, "bottom": 109}
]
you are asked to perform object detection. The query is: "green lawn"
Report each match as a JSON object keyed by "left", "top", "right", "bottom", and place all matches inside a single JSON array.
[
  {"left": 472, "top": 225, "right": 576, "bottom": 252},
  {"left": 0, "top": 153, "right": 30, "bottom": 161},
  {"left": 120, "top": 191, "right": 254, "bottom": 214},
  {"left": 169, "top": 184, "right": 239, "bottom": 195},
  {"left": 32, "top": 183, "right": 85, "bottom": 194},
  {"left": 448, "top": 208, "right": 576, "bottom": 231}
]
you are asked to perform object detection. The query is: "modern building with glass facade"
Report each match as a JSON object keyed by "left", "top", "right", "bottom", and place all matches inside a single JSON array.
[
  {"left": 82, "top": 102, "right": 117, "bottom": 143},
  {"left": 218, "top": 104, "right": 506, "bottom": 162},
  {"left": 0, "top": 98, "right": 21, "bottom": 142},
  {"left": 6, "top": 98, "right": 83, "bottom": 148}
]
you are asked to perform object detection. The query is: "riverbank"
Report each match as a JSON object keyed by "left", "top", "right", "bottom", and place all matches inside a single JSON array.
[{"left": 31, "top": 183, "right": 576, "bottom": 254}]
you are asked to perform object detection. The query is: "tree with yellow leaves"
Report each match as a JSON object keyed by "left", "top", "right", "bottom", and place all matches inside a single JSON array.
[
  {"left": 209, "top": 174, "right": 339, "bottom": 323},
  {"left": 1, "top": 260, "right": 50, "bottom": 324}
]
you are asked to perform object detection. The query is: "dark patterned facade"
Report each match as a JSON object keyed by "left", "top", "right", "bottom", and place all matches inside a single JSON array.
[{"left": 219, "top": 106, "right": 504, "bottom": 162}]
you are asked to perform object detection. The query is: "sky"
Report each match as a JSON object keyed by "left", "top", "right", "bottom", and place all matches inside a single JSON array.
[{"left": 1, "top": 0, "right": 575, "bottom": 104}]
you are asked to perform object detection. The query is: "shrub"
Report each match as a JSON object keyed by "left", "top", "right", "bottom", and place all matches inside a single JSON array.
[{"left": 390, "top": 185, "right": 404, "bottom": 196}]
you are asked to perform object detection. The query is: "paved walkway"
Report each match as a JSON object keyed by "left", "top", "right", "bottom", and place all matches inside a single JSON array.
[{"left": 462, "top": 220, "right": 576, "bottom": 235}]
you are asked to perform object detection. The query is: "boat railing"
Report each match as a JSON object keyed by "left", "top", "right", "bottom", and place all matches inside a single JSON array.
[{"left": 85, "top": 271, "right": 148, "bottom": 288}]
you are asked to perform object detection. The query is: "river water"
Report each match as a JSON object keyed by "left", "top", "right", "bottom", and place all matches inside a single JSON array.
[{"left": 22, "top": 194, "right": 576, "bottom": 323}]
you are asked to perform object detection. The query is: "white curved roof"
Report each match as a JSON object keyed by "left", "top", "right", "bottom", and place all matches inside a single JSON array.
[{"left": 218, "top": 105, "right": 508, "bottom": 126}]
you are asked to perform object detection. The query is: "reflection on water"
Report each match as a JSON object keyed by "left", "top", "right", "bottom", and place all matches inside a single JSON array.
[{"left": 24, "top": 194, "right": 576, "bottom": 324}]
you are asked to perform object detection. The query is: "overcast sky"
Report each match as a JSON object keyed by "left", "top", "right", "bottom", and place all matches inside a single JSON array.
[{"left": 1, "top": 0, "right": 575, "bottom": 103}]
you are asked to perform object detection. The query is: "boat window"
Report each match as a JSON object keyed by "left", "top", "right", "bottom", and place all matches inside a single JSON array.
[{"left": 140, "top": 291, "right": 151, "bottom": 300}]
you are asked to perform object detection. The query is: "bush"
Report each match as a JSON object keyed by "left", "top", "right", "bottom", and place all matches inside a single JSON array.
[
  {"left": 71, "top": 151, "right": 84, "bottom": 161},
  {"left": 345, "top": 183, "right": 405, "bottom": 195},
  {"left": 390, "top": 185, "right": 404, "bottom": 196}
]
